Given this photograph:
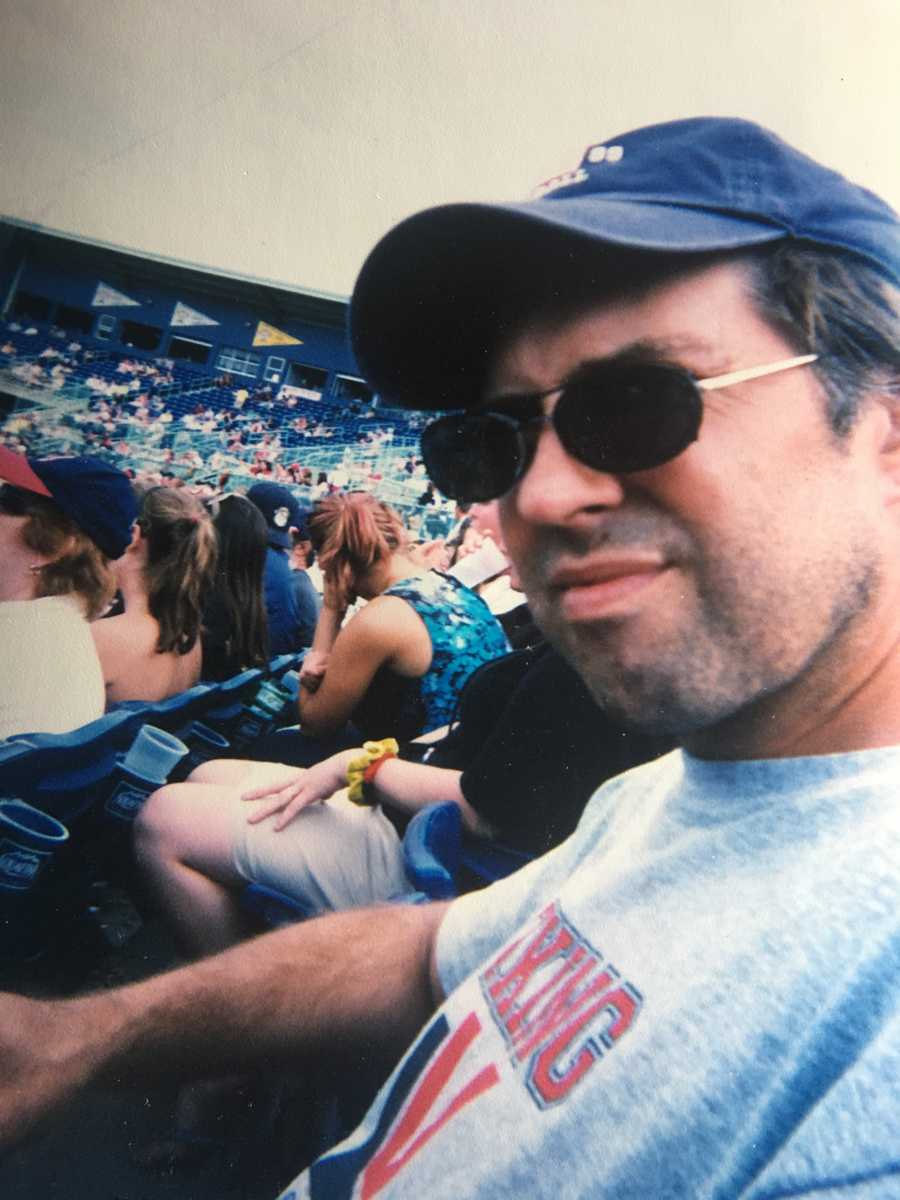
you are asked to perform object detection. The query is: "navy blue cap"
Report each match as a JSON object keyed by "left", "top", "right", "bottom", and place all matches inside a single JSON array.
[
  {"left": 246, "top": 482, "right": 306, "bottom": 549},
  {"left": 351, "top": 116, "right": 900, "bottom": 410},
  {"left": 0, "top": 447, "right": 138, "bottom": 559}
]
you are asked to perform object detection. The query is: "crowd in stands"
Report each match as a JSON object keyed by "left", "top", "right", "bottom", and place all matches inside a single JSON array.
[{"left": 0, "top": 316, "right": 441, "bottom": 540}]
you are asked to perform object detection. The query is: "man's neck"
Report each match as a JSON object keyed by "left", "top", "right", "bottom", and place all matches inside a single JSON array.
[{"left": 685, "top": 614, "right": 900, "bottom": 761}]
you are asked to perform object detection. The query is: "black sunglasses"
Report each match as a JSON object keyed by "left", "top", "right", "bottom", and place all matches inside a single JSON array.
[
  {"left": 0, "top": 484, "right": 33, "bottom": 516},
  {"left": 420, "top": 354, "right": 818, "bottom": 503}
]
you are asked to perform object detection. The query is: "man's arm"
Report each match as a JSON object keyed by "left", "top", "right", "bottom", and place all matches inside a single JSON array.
[{"left": 0, "top": 900, "right": 449, "bottom": 1150}]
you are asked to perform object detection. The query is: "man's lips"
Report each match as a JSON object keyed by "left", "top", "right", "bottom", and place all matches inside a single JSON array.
[{"left": 548, "top": 556, "right": 669, "bottom": 620}]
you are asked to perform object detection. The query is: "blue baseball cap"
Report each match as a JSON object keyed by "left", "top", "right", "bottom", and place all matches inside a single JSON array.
[
  {"left": 0, "top": 447, "right": 138, "bottom": 559},
  {"left": 246, "top": 482, "right": 307, "bottom": 549},
  {"left": 351, "top": 116, "right": 900, "bottom": 410}
]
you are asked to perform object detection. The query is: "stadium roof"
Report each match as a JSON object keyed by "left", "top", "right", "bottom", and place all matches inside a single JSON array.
[{"left": 0, "top": 217, "right": 349, "bottom": 331}]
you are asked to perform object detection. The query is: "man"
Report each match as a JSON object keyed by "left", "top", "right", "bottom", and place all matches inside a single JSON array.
[
  {"left": 247, "top": 480, "right": 320, "bottom": 653},
  {"left": 3, "top": 117, "right": 900, "bottom": 1196}
]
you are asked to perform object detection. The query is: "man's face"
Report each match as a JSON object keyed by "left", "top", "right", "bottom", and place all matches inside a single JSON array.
[{"left": 492, "top": 260, "right": 894, "bottom": 750}]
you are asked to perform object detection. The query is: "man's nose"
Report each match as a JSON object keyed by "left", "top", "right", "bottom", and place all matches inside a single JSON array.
[{"left": 510, "top": 422, "right": 626, "bottom": 525}]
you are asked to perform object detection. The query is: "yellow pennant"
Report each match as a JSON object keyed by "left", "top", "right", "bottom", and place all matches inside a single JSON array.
[{"left": 253, "top": 321, "right": 303, "bottom": 347}]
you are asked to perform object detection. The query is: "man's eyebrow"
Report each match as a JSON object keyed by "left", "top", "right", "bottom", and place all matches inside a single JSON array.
[
  {"left": 589, "top": 337, "right": 724, "bottom": 367},
  {"left": 483, "top": 337, "right": 726, "bottom": 406}
]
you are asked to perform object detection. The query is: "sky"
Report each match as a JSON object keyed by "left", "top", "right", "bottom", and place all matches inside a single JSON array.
[{"left": 1, "top": 0, "right": 897, "bottom": 298}]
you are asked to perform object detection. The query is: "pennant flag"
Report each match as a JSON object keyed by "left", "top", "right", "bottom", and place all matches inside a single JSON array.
[
  {"left": 92, "top": 281, "right": 140, "bottom": 308},
  {"left": 170, "top": 301, "right": 219, "bottom": 327},
  {"left": 252, "top": 320, "right": 302, "bottom": 348}
]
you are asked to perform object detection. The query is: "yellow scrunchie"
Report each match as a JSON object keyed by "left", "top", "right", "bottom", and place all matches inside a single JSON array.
[{"left": 346, "top": 738, "right": 399, "bottom": 805}]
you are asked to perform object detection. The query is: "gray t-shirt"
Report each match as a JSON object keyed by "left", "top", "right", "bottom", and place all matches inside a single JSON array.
[{"left": 284, "top": 747, "right": 900, "bottom": 1199}]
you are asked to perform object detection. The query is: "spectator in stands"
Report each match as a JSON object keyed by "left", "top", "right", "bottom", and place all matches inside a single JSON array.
[
  {"left": 288, "top": 524, "right": 320, "bottom": 600},
  {"left": 311, "top": 470, "right": 330, "bottom": 498},
  {"left": 249, "top": 491, "right": 509, "bottom": 767},
  {"left": 201, "top": 494, "right": 270, "bottom": 682},
  {"left": 91, "top": 486, "right": 217, "bottom": 703},
  {"left": 247, "top": 481, "right": 319, "bottom": 654},
  {"left": 0, "top": 448, "right": 136, "bottom": 738}
]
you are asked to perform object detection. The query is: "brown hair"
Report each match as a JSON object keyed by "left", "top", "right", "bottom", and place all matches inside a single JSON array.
[
  {"left": 16, "top": 490, "right": 116, "bottom": 619},
  {"left": 744, "top": 243, "right": 900, "bottom": 434},
  {"left": 206, "top": 493, "right": 269, "bottom": 669},
  {"left": 138, "top": 487, "right": 218, "bottom": 654},
  {"left": 309, "top": 492, "right": 406, "bottom": 606}
]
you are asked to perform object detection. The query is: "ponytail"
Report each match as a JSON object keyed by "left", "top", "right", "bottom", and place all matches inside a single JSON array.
[{"left": 138, "top": 487, "right": 218, "bottom": 653}]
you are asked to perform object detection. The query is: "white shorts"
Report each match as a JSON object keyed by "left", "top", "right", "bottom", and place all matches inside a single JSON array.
[{"left": 230, "top": 787, "right": 411, "bottom": 915}]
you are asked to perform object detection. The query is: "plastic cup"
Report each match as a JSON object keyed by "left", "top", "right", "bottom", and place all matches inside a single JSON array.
[
  {"left": 122, "top": 724, "right": 189, "bottom": 784},
  {"left": 182, "top": 722, "right": 231, "bottom": 773},
  {"left": 0, "top": 798, "right": 69, "bottom": 892}
]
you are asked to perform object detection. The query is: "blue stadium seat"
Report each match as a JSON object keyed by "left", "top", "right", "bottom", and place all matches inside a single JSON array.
[
  {"left": 401, "top": 801, "right": 461, "bottom": 901},
  {"left": 112, "top": 683, "right": 219, "bottom": 738},
  {"left": 201, "top": 668, "right": 265, "bottom": 741},
  {"left": 403, "top": 802, "right": 533, "bottom": 899},
  {"left": 1, "top": 710, "right": 145, "bottom": 821}
]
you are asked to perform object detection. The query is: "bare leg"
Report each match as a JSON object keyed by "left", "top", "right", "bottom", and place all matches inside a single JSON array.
[
  {"left": 134, "top": 762, "right": 302, "bottom": 957},
  {"left": 134, "top": 782, "right": 255, "bottom": 957}
]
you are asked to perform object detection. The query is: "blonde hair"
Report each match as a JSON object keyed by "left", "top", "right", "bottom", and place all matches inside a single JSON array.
[
  {"left": 138, "top": 487, "right": 217, "bottom": 654},
  {"left": 309, "top": 492, "right": 406, "bottom": 606}
]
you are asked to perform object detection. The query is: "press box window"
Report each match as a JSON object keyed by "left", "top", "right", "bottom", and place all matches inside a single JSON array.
[
  {"left": 216, "top": 347, "right": 261, "bottom": 377},
  {"left": 55, "top": 304, "right": 94, "bottom": 335},
  {"left": 263, "top": 355, "right": 286, "bottom": 383},
  {"left": 120, "top": 320, "right": 163, "bottom": 351},
  {"left": 169, "top": 336, "right": 211, "bottom": 365},
  {"left": 334, "top": 374, "right": 373, "bottom": 405},
  {"left": 10, "top": 291, "right": 52, "bottom": 322},
  {"left": 287, "top": 362, "right": 328, "bottom": 391},
  {"left": 95, "top": 314, "right": 117, "bottom": 340}
]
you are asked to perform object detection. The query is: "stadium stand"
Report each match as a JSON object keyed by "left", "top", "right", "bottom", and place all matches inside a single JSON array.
[{"left": 0, "top": 312, "right": 450, "bottom": 536}]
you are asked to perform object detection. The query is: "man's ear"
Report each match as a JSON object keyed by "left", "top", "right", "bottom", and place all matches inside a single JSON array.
[{"left": 873, "top": 390, "right": 900, "bottom": 507}]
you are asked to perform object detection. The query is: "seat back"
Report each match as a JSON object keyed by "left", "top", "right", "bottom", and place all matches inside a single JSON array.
[
  {"left": 112, "top": 683, "right": 219, "bottom": 738},
  {"left": 1, "top": 710, "right": 145, "bottom": 819},
  {"left": 401, "top": 802, "right": 462, "bottom": 901},
  {"left": 403, "top": 802, "right": 534, "bottom": 899}
]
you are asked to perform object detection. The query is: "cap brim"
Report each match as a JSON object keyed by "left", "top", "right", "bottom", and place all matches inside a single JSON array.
[
  {"left": 0, "top": 446, "right": 53, "bottom": 496},
  {"left": 351, "top": 200, "right": 782, "bottom": 410}
]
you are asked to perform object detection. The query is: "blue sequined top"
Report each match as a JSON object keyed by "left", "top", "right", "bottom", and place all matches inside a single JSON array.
[{"left": 351, "top": 570, "right": 510, "bottom": 741}]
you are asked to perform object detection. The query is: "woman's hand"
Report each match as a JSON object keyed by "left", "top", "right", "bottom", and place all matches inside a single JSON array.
[
  {"left": 299, "top": 649, "right": 329, "bottom": 693},
  {"left": 241, "top": 749, "right": 356, "bottom": 830},
  {"left": 300, "top": 579, "right": 349, "bottom": 693}
]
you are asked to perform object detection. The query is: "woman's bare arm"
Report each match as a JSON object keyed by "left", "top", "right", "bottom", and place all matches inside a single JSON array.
[
  {"left": 242, "top": 749, "right": 496, "bottom": 838},
  {"left": 368, "top": 756, "right": 496, "bottom": 838},
  {"left": 0, "top": 900, "right": 449, "bottom": 1150},
  {"left": 298, "top": 597, "right": 429, "bottom": 737}
]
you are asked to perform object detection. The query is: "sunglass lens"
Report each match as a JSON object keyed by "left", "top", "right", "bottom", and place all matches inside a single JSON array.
[
  {"left": 556, "top": 364, "right": 702, "bottom": 474},
  {"left": 421, "top": 413, "right": 523, "bottom": 501}
]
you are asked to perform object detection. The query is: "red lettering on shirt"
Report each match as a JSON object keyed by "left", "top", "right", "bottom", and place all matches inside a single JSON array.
[
  {"left": 480, "top": 901, "right": 642, "bottom": 1108},
  {"left": 528, "top": 985, "right": 640, "bottom": 1105}
]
